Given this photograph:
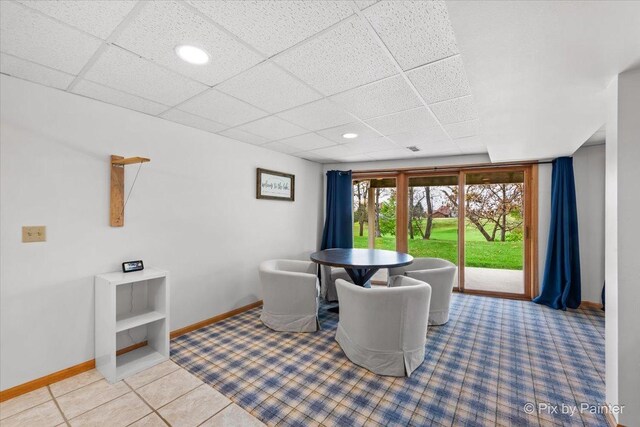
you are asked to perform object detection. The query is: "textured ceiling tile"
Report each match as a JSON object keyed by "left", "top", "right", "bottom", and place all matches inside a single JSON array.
[
  {"left": 387, "top": 127, "right": 450, "bottom": 146},
  {"left": 340, "top": 136, "right": 398, "bottom": 154},
  {"left": 72, "top": 80, "right": 169, "bottom": 115},
  {"left": 364, "top": 0, "right": 458, "bottom": 70},
  {"left": 0, "top": 1, "right": 101, "bottom": 74},
  {"left": 365, "top": 107, "right": 438, "bottom": 136},
  {"left": 16, "top": 0, "right": 136, "bottom": 39},
  {"left": 187, "top": 1, "right": 353, "bottom": 56},
  {"left": 367, "top": 148, "right": 415, "bottom": 161},
  {"left": 274, "top": 18, "right": 396, "bottom": 95},
  {"left": 304, "top": 144, "right": 351, "bottom": 161},
  {"left": 233, "top": 116, "right": 308, "bottom": 141},
  {"left": 83, "top": 46, "right": 207, "bottom": 105},
  {"left": 218, "top": 128, "right": 269, "bottom": 145},
  {"left": 160, "top": 109, "right": 228, "bottom": 133},
  {"left": 317, "top": 122, "right": 381, "bottom": 145},
  {"left": 406, "top": 55, "right": 471, "bottom": 104},
  {"left": 355, "top": 1, "right": 379, "bottom": 11},
  {"left": 430, "top": 96, "right": 478, "bottom": 124},
  {"left": 216, "top": 62, "right": 321, "bottom": 113},
  {"left": 276, "top": 99, "right": 355, "bottom": 131},
  {"left": 178, "top": 90, "right": 267, "bottom": 127},
  {"left": 115, "top": 1, "right": 262, "bottom": 86},
  {"left": 0, "top": 53, "right": 74, "bottom": 89},
  {"left": 276, "top": 133, "right": 336, "bottom": 152},
  {"left": 411, "top": 141, "right": 462, "bottom": 156},
  {"left": 444, "top": 119, "right": 480, "bottom": 139},
  {"left": 297, "top": 150, "right": 335, "bottom": 163},
  {"left": 262, "top": 141, "right": 301, "bottom": 155},
  {"left": 454, "top": 136, "right": 487, "bottom": 154},
  {"left": 329, "top": 75, "right": 421, "bottom": 120}
]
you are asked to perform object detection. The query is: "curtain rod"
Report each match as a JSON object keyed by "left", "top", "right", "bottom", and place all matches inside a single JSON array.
[{"left": 351, "top": 160, "right": 554, "bottom": 176}]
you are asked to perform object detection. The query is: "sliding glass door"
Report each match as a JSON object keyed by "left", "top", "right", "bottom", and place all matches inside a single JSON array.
[
  {"left": 462, "top": 170, "right": 526, "bottom": 296},
  {"left": 384, "top": 166, "right": 535, "bottom": 299},
  {"left": 407, "top": 175, "right": 460, "bottom": 291}
]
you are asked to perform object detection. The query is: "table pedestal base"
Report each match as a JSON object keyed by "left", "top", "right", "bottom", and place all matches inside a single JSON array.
[
  {"left": 328, "top": 269, "right": 377, "bottom": 314},
  {"left": 344, "top": 267, "right": 379, "bottom": 287}
]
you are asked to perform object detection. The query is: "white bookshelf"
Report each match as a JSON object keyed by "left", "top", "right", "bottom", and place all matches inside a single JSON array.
[{"left": 95, "top": 268, "right": 169, "bottom": 383}]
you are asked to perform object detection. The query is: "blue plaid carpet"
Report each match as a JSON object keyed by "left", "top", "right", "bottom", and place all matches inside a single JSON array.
[{"left": 171, "top": 294, "right": 606, "bottom": 426}]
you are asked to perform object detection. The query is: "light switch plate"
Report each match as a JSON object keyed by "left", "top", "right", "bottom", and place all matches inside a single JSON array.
[{"left": 22, "top": 226, "right": 46, "bottom": 243}]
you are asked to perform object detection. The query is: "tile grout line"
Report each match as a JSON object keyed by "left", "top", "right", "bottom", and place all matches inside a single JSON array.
[
  {"left": 47, "top": 385, "right": 71, "bottom": 426},
  {"left": 122, "top": 380, "right": 170, "bottom": 427},
  {"left": 195, "top": 401, "right": 234, "bottom": 427}
]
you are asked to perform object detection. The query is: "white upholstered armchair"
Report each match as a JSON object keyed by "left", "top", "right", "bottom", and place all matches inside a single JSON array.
[
  {"left": 320, "top": 265, "right": 352, "bottom": 302},
  {"left": 389, "top": 258, "right": 457, "bottom": 325},
  {"left": 334, "top": 277, "right": 431, "bottom": 377},
  {"left": 259, "top": 260, "right": 320, "bottom": 332}
]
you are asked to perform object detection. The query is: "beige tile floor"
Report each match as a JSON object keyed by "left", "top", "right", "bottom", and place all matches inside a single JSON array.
[{"left": 0, "top": 360, "right": 265, "bottom": 427}]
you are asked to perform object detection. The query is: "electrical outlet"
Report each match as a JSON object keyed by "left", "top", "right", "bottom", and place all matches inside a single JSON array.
[{"left": 22, "top": 226, "right": 46, "bottom": 243}]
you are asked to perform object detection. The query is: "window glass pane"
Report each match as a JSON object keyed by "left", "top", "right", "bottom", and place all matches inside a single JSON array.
[{"left": 407, "top": 176, "right": 459, "bottom": 289}]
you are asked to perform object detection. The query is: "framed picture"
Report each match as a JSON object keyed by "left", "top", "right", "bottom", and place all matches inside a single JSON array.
[{"left": 256, "top": 168, "right": 295, "bottom": 201}]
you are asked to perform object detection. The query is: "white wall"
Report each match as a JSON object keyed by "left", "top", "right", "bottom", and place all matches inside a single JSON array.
[
  {"left": 537, "top": 145, "right": 606, "bottom": 304},
  {"left": 605, "top": 67, "right": 640, "bottom": 426},
  {"left": 573, "top": 144, "right": 606, "bottom": 303},
  {"left": 0, "top": 75, "right": 324, "bottom": 390}
]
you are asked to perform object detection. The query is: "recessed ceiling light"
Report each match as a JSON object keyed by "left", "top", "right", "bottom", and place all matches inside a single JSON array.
[
  {"left": 342, "top": 133, "right": 358, "bottom": 139},
  {"left": 175, "top": 45, "right": 209, "bottom": 65}
]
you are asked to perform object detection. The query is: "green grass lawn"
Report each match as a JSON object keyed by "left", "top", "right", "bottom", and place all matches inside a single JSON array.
[{"left": 354, "top": 218, "right": 523, "bottom": 270}]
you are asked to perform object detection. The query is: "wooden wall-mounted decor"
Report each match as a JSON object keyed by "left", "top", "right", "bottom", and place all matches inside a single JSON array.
[{"left": 110, "top": 155, "right": 150, "bottom": 227}]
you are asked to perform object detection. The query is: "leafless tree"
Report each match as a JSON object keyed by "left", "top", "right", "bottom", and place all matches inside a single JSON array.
[{"left": 441, "top": 183, "right": 523, "bottom": 241}]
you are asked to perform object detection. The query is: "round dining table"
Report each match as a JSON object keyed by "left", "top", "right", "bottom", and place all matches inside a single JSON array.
[{"left": 310, "top": 248, "right": 414, "bottom": 287}]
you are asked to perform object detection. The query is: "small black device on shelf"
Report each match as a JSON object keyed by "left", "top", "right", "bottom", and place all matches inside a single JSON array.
[{"left": 122, "top": 260, "right": 144, "bottom": 273}]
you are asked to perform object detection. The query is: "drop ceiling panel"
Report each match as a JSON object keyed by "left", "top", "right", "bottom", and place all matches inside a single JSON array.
[
  {"left": 160, "top": 109, "right": 228, "bottom": 133},
  {"left": 304, "top": 144, "right": 351, "bottom": 162},
  {"left": 233, "top": 116, "right": 308, "bottom": 142},
  {"left": 16, "top": 0, "right": 136, "bottom": 39},
  {"left": 0, "top": 1, "right": 102, "bottom": 74},
  {"left": 218, "top": 128, "right": 269, "bottom": 145},
  {"left": 429, "top": 96, "right": 477, "bottom": 125},
  {"left": 276, "top": 99, "right": 355, "bottom": 131},
  {"left": 329, "top": 75, "right": 421, "bottom": 120},
  {"left": 274, "top": 18, "right": 397, "bottom": 95},
  {"left": 115, "top": 1, "right": 262, "bottom": 86},
  {"left": 365, "top": 107, "right": 439, "bottom": 136},
  {"left": 317, "top": 122, "right": 381, "bottom": 145},
  {"left": 72, "top": 80, "right": 169, "bottom": 115},
  {"left": 0, "top": 53, "right": 74, "bottom": 90},
  {"left": 366, "top": 148, "right": 415, "bottom": 161},
  {"left": 355, "top": 1, "right": 379, "bottom": 11},
  {"left": 410, "top": 141, "right": 462, "bottom": 157},
  {"left": 454, "top": 136, "right": 487, "bottom": 154},
  {"left": 261, "top": 141, "right": 301, "bottom": 155},
  {"left": 178, "top": 90, "right": 267, "bottom": 127},
  {"left": 216, "top": 62, "right": 321, "bottom": 113},
  {"left": 83, "top": 46, "right": 207, "bottom": 105},
  {"left": 276, "top": 133, "right": 336, "bottom": 152},
  {"left": 298, "top": 150, "right": 336, "bottom": 163},
  {"left": 186, "top": 1, "right": 354, "bottom": 56},
  {"left": 387, "top": 127, "right": 450, "bottom": 146},
  {"left": 406, "top": 55, "right": 471, "bottom": 104},
  {"left": 364, "top": 1, "right": 458, "bottom": 71},
  {"left": 444, "top": 119, "right": 480, "bottom": 139},
  {"left": 340, "top": 136, "right": 398, "bottom": 154}
]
